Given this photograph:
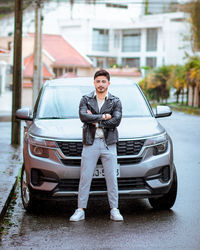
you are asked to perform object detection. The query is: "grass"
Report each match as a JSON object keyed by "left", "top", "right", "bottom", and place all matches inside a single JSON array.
[
  {"left": 167, "top": 102, "right": 200, "bottom": 116},
  {"left": 150, "top": 102, "right": 200, "bottom": 116}
]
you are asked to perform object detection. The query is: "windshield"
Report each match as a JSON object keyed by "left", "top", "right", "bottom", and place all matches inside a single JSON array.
[{"left": 37, "top": 84, "right": 152, "bottom": 119}]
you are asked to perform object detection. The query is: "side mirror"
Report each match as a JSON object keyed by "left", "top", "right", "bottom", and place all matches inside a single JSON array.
[
  {"left": 155, "top": 105, "right": 172, "bottom": 118},
  {"left": 16, "top": 107, "right": 33, "bottom": 121}
]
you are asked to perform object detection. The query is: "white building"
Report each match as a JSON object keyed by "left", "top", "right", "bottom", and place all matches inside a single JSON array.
[
  {"left": 58, "top": 11, "right": 190, "bottom": 70},
  {"left": 0, "top": 1, "right": 191, "bottom": 71}
]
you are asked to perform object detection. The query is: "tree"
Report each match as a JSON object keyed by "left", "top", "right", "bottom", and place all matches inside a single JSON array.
[
  {"left": 168, "top": 65, "right": 187, "bottom": 104},
  {"left": 185, "top": 56, "right": 200, "bottom": 106},
  {"left": 0, "top": 0, "right": 33, "bottom": 18},
  {"left": 140, "top": 65, "right": 172, "bottom": 103},
  {"left": 183, "top": 0, "right": 200, "bottom": 52}
]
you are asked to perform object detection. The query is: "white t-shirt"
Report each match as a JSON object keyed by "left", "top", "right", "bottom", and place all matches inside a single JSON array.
[{"left": 94, "top": 92, "right": 108, "bottom": 138}]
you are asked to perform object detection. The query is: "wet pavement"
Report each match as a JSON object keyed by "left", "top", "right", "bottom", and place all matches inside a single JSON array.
[
  {"left": 0, "top": 122, "right": 22, "bottom": 222},
  {"left": 0, "top": 111, "right": 200, "bottom": 250}
]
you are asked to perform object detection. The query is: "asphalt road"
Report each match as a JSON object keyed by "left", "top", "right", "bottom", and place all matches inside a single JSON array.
[{"left": 0, "top": 111, "right": 200, "bottom": 250}]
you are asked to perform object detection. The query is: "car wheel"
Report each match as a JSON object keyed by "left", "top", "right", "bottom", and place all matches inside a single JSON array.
[
  {"left": 148, "top": 167, "right": 177, "bottom": 210},
  {"left": 21, "top": 164, "right": 38, "bottom": 212}
]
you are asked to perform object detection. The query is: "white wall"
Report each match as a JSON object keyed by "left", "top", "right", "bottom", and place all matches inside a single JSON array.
[{"left": 163, "top": 18, "right": 191, "bottom": 65}]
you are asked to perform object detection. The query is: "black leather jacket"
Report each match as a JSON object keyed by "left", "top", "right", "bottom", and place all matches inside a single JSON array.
[{"left": 79, "top": 91, "right": 122, "bottom": 145}]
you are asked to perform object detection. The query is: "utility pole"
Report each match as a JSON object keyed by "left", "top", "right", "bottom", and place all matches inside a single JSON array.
[
  {"left": 32, "top": 0, "right": 43, "bottom": 107},
  {"left": 11, "top": 0, "right": 23, "bottom": 145}
]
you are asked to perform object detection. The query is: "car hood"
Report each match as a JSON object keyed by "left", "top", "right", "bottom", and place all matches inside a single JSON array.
[{"left": 29, "top": 117, "right": 165, "bottom": 140}]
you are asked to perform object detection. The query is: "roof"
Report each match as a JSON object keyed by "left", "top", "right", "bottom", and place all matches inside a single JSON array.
[
  {"left": 23, "top": 54, "right": 53, "bottom": 79},
  {"left": 0, "top": 48, "right": 9, "bottom": 54},
  {"left": 28, "top": 33, "right": 92, "bottom": 67}
]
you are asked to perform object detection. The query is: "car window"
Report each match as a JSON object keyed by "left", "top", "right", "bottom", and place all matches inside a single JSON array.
[
  {"left": 37, "top": 86, "right": 91, "bottom": 119},
  {"left": 110, "top": 85, "right": 151, "bottom": 117},
  {"left": 37, "top": 84, "right": 151, "bottom": 119}
]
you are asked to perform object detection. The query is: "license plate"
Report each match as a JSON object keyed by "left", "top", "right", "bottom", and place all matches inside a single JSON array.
[{"left": 93, "top": 164, "right": 120, "bottom": 178}]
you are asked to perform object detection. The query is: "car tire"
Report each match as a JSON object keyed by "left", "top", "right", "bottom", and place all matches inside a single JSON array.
[
  {"left": 21, "top": 164, "right": 38, "bottom": 212},
  {"left": 148, "top": 167, "right": 178, "bottom": 210}
]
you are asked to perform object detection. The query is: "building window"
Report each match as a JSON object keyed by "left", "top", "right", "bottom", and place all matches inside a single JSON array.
[
  {"left": 92, "top": 29, "right": 109, "bottom": 52},
  {"left": 96, "top": 58, "right": 105, "bottom": 68},
  {"left": 146, "top": 28, "right": 158, "bottom": 51},
  {"left": 146, "top": 57, "right": 157, "bottom": 68},
  {"left": 145, "top": 1, "right": 179, "bottom": 15},
  {"left": 53, "top": 67, "right": 76, "bottom": 78},
  {"left": 53, "top": 68, "right": 63, "bottom": 77},
  {"left": 122, "top": 29, "right": 141, "bottom": 52},
  {"left": 122, "top": 58, "right": 140, "bottom": 68},
  {"left": 107, "top": 57, "right": 117, "bottom": 68}
]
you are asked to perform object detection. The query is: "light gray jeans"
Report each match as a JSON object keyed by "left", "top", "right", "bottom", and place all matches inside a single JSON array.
[{"left": 78, "top": 138, "right": 118, "bottom": 209}]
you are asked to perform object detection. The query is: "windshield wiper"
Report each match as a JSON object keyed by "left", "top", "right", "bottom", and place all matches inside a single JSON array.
[
  {"left": 39, "top": 117, "right": 63, "bottom": 119},
  {"left": 38, "top": 116, "right": 79, "bottom": 119}
]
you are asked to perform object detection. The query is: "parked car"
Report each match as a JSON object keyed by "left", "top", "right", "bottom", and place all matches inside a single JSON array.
[{"left": 16, "top": 77, "right": 177, "bottom": 212}]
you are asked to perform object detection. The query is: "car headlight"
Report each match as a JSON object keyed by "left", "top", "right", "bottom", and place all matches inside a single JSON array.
[
  {"left": 144, "top": 133, "right": 168, "bottom": 155},
  {"left": 28, "top": 134, "right": 58, "bottom": 158}
]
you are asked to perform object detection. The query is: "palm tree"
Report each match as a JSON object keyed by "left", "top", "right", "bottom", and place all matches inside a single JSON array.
[
  {"left": 185, "top": 57, "right": 200, "bottom": 107},
  {"left": 139, "top": 65, "right": 172, "bottom": 103},
  {"left": 150, "top": 65, "right": 172, "bottom": 103},
  {"left": 168, "top": 65, "right": 187, "bottom": 104}
]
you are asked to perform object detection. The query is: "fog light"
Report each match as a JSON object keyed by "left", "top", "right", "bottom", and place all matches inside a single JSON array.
[
  {"left": 161, "top": 166, "right": 170, "bottom": 182},
  {"left": 31, "top": 169, "right": 43, "bottom": 186}
]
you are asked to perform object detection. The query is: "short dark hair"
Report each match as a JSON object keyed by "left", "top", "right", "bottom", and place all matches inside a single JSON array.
[{"left": 94, "top": 69, "right": 110, "bottom": 81}]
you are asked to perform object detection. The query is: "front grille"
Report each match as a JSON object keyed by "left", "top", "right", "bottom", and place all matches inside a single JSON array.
[
  {"left": 61, "top": 157, "right": 142, "bottom": 166},
  {"left": 117, "top": 140, "right": 145, "bottom": 155},
  {"left": 58, "top": 177, "right": 145, "bottom": 191},
  {"left": 57, "top": 141, "right": 83, "bottom": 156},
  {"left": 57, "top": 140, "right": 145, "bottom": 157}
]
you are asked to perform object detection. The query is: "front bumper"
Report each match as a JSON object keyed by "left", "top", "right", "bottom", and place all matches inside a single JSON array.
[{"left": 24, "top": 137, "right": 174, "bottom": 200}]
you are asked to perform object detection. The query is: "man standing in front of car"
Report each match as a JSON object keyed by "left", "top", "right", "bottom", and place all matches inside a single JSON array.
[{"left": 70, "top": 69, "right": 123, "bottom": 222}]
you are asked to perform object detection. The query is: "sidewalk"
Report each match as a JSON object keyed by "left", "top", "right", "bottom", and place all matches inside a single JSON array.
[
  {"left": 0, "top": 91, "right": 12, "bottom": 122},
  {"left": 0, "top": 91, "right": 23, "bottom": 224}
]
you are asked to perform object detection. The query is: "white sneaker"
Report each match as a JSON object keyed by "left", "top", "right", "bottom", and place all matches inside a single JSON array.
[
  {"left": 69, "top": 208, "right": 85, "bottom": 222},
  {"left": 110, "top": 208, "right": 123, "bottom": 221}
]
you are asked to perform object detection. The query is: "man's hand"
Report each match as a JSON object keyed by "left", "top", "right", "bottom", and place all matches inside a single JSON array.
[
  {"left": 87, "top": 110, "right": 112, "bottom": 125},
  {"left": 102, "top": 114, "right": 112, "bottom": 120},
  {"left": 87, "top": 110, "right": 97, "bottom": 126}
]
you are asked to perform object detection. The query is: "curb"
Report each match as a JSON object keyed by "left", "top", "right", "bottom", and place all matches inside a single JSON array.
[{"left": 0, "top": 175, "right": 19, "bottom": 225}]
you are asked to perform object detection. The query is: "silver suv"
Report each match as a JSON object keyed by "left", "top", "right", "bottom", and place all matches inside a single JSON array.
[{"left": 16, "top": 77, "right": 177, "bottom": 212}]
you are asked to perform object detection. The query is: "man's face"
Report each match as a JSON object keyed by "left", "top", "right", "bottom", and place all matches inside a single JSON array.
[{"left": 94, "top": 75, "right": 110, "bottom": 94}]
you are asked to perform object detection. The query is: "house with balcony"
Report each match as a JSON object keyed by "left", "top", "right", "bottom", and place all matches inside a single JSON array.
[
  {"left": 59, "top": 11, "right": 189, "bottom": 72},
  {"left": 0, "top": 1, "right": 190, "bottom": 72}
]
